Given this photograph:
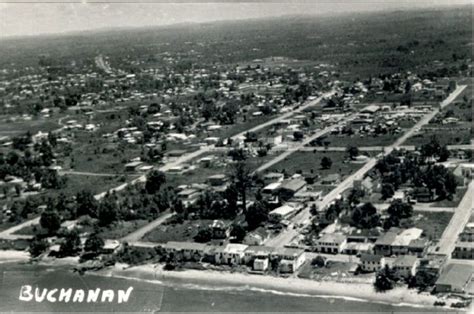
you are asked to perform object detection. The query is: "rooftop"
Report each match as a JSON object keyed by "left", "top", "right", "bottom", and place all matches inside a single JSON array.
[
  {"left": 279, "top": 178, "right": 306, "bottom": 192},
  {"left": 393, "top": 255, "right": 418, "bottom": 267},
  {"left": 271, "top": 247, "right": 304, "bottom": 258},
  {"left": 360, "top": 253, "right": 384, "bottom": 262},
  {"left": 244, "top": 245, "right": 274, "bottom": 255},
  {"left": 436, "top": 263, "right": 473, "bottom": 288},
  {"left": 392, "top": 228, "right": 423, "bottom": 246},
  {"left": 318, "top": 233, "right": 347, "bottom": 244},
  {"left": 269, "top": 204, "right": 297, "bottom": 217},
  {"left": 223, "top": 243, "right": 248, "bottom": 254},
  {"left": 165, "top": 241, "right": 207, "bottom": 251}
]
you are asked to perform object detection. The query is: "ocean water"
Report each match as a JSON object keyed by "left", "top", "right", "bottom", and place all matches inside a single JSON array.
[{"left": 0, "top": 263, "right": 451, "bottom": 312}]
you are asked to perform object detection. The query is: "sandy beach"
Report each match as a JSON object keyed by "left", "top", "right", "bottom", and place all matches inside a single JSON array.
[
  {"left": 94, "top": 263, "right": 461, "bottom": 310},
  {"left": 0, "top": 250, "right": 30, "bottom": 264},
  {"left": 0, "top": 250, "right": 468, "bottom": 311}
]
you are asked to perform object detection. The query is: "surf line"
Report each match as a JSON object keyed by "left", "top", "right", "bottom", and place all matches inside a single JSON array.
[{"left": 19, "top": 285, "right": 134, "bottom": 303}]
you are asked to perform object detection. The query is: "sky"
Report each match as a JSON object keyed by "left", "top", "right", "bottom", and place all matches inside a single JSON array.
[{"left": 0, "top": 0, "right": 471, "bottom": 38}]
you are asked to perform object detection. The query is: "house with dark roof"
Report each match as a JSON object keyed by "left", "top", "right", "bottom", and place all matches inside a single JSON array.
[
  {"left": 412, "top": 187, "right": 435, "bottom": 203},
  {"left": 452, "top": 223, "right": 474, "bottom": 260},
  {"left": 407, "top": 238, "right": 429, "bottom": 257},
  {"left": 374, "top": 230, "right": 398, "bottom": 256},
  {"left": 277, "top": 178, "right": 306, "bottom": 201}
]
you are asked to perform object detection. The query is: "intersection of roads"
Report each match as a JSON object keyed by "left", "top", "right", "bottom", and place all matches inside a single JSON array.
[{"left": 0, "top": 85, "right": 471, "bottom": 261}]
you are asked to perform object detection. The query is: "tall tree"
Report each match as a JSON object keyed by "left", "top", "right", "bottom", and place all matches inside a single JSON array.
[
  {"left": 40, "top": 210, "right": 61, "bottom": 235},
  {"left": 75, "top": 190, "right": 98, "bottom": 218},
  {"left": 84, "top": 233, "right": 105, "bottom": 254},
  {"left": 245, "top": 201, "right": 268, "bottom": 230},
  {"left": 145, "top": 170, "right": 167, "bottom": 194},
  {"left": 381, "top": 183, "right": 395, "bottom": 200},
  {"left": 374, "top": 265, "right": 396, "bottom": 292},
  {"left": 98, "top": 193, "right": 118, "bottom": 227},
  {"left": 59, "top": 229, "right": 81, "bottom": 257},
  {"left": 230, "top": 161, "right": 253, "bottom": 211},
  {"left": 29, "top": 236, "right": 49, "bottom": 258},
  {"left": 346, "top": 145, "right": 359, "bottom": 160},
  {"left": 351, "top": 202, "right": 380, "bottom": 229},
  {"left": 320, "top": 156, "right": 333, "bottom": 169}
]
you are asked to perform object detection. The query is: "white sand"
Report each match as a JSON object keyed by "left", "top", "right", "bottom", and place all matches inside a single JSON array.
[
  {"left": 0, "top": 250, "right": 30, "bottom": 264},
  {"left": 94, "top": 264, "right": 459, "bottom": 310}
]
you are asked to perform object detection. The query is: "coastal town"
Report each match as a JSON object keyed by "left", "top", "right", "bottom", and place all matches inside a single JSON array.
[{"left": 0, "top": 2, "right": 473, "bottom": 312}]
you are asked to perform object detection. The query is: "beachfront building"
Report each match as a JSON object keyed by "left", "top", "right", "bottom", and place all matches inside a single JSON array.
[
  {"left": 390, "top": 228, "right": 424, "bottom": 256},
  {"left": 215, "top": 244, "right": 248, "bottom": 265},
  {"left": 243, "top": 246, "right": 274, "bottom": 271},
  {"left": 392, "top": 255, "right": 419, "bottom": 279},
  {"left": 315, "top": 233, "right": 347, "bottom": 254},
  {"left": 343, "top": 242, "right": 374, "bottom": 256},
  {"left": 243, "top": 227, "right": 270, "bottom": 246},
  {"left": 164, "top": 241, "right": 208, "bottom": 261},
  {"left": 452, "top": 223, "right": 474, "bottom": 260},
  {"left": 435, "top": 264, "right": 473, "bottom": 294},
  {"left": 359, "top": 254, "right": 386, "bottom": 272},
  {"left": 373, "top": 227, "right": 424, "bottom": 257},
  {"left": 271, "top": 247, "right": 306, "bottom": 273}
]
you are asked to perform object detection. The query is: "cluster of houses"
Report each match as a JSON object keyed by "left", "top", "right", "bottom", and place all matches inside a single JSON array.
[
  {"left": 452, "top": 222, "right": 473, "bottom": 260},
  {"left": 134, "top": 240, "right": 306, "bottom": 274}
]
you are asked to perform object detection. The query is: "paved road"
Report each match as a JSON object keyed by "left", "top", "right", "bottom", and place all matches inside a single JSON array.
[
  {"left": 95, "top": 55, "right": 113, "bottom": 75},
  {"left": 232, "top": 92, "right": 335, "bottom": 141},
  {"left": 128, "top": 241, "right": 162, "bottom": 248},
  {"left": 59, "top": 171, "right": 135, "bottom": 177},
  {"left": 373, "top": 203, "right": 455, "bottom": 213},
  {"left": 265, "top": 85, "right": 467, "bottom": 248},
  {"left": 0, "top": 217, "right": 39, "bottom": 240},
  {"left": 271, "top": 144, "right": 474, "bottom": 152},
  {"left": 120, "top": 211, "right": 174, "bottom": 243},
  {"left": 435, "top": 180, "right": 473, "bottom": 256},
  {"left": 253, "top": 114, "right": 358, "bottom": 174}
]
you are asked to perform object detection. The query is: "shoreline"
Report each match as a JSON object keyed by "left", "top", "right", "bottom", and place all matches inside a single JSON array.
[
  {"left": 0, "top": 251, "right": 469, "bottom": 311},
  {"left": 0, "top": 250, "right": 30, "bottom": 265},
  {"left": 93, "top": 263, "right": 462, "bottom": 311}
]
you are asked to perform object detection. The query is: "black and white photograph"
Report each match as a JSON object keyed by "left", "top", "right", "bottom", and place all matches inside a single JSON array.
[{"left": 0, "top": 0, "right": 472, "bottom": 312}]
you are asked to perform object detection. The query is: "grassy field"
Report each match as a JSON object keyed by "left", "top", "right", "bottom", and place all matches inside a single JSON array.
[
  {"left": 405, "top": 128, "right": 471, "bottom": 146},
  {"left": 265, "top": 151, "right": 365, "bottom": 179},
  {"left": 98, "top": 219, "right": 149, "bottom": 239},
  {"left": 211, "top": 114, "right": 278, "bottom": 139},
  {"left": 0, "top": 118, "right": 60, "bottom": 136},
  {"left": 142, "top": 219, "right": 219, "bottom": 243},
  {"left": 452, "top": 83, "right": 473, "bottom": 103},
  {"left": 430, "top": 186, "right": 468, "bottom": 208},
  {"left": 412, "top": 211, "right": 453, "bottom": 241},
  {"left": 323, "top": 133, "right": 399, "bottom": 147},
  {"left": 66, "top": 131, "right": 143, "bottom": 174},
  {"left": 166, "top": 151, "right": 275, "bottom": 187},
  {"left": 58, "top": 174, "right": 132, "bottom": 196}
]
